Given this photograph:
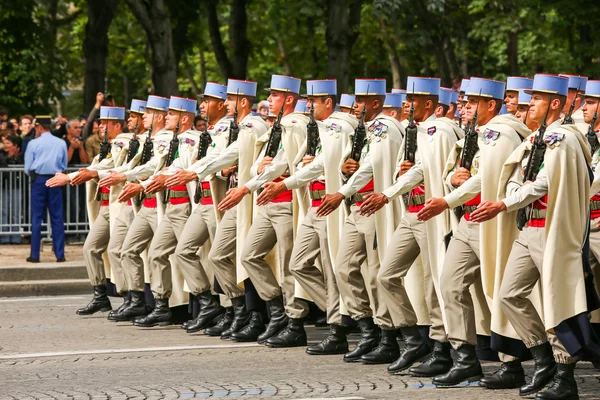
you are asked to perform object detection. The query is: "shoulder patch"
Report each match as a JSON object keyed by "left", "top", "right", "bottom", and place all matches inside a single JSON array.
[
  {"left": 427, "top": 126, "right": 436, "bottom": 136},
  {"left": 543, "top": 132, "right": 565, "bottom": 149},
  {"left": 483, "top": 128, "right": 500, "bottom": 145}
]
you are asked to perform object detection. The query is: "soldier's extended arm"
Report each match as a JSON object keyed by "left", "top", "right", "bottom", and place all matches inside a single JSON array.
[{"left": 382, "top": 160, "right": 424, "bottom": 201}]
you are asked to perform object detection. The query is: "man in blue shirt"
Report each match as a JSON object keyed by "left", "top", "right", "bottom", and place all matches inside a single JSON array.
[{"left": 24, "top": 116, "right": 68, "bottom": 263}]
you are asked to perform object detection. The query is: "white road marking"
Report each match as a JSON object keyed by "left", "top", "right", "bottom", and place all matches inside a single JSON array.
[
  {"left": 0, "top": 343, "right": 261, "bottom": 360},
  {"left": 0, "top": 296, "right": 87, "bottom": 303}
]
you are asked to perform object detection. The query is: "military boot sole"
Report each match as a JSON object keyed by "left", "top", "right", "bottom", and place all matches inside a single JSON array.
[
  {"left": 306, "top": 346, "right": 349, "bottom": 356},
  {"left": 230, "top": 335, "right": 260, "bottom": 343},
  {"left": 133, "top": 320, "right": 172, "bottom": 327},
  {"left": 186, "top": 313, "right": 223, "bottom": 334},
  {"left": 361, "top": 354, "right": 401, "bottom": 365},
  {"left": 479, "top": 379, "right": 526, "bottom": 390},
  {"left": 204, "top": 325, "right": 232, "bottom": 337},
  {"left": 433, "top": 374, "right": 483, "bottom": 387},
  {"left": 409, "top": 364, "right": 453, "bottom": 378},
  {"left": 387, "top": 353, "right": 429, "bottom": 374},
  {"left": 76, "top": 306, "right": 112, "bottom": 316},
  {"left": 265, "top": 340, "right": 308, "bottom": 349}
]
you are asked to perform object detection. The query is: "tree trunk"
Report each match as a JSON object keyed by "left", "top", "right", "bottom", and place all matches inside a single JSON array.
[
  {"left": 206, "top": 0, "right": 233, "bottom": 79},
  {"left": 183, "top": 55, "right": 201, "bottom": 98},
  {"left": 83, "top": 0, "right": 118, "bottom": 114},
  {"left": 199, "top": 47, "right": 207, "bottom": 90},
  {"left": 125, "top": 0, "right": 179, "bottom": 96},
  {"left": 277, "top": 38, "right": 292, "bottom": 76},
  {"left": 507, "top": 30, "right": 519, "bottom": 76},
  {"left": 326, "top": 0, "right": 362, "bottom": 94},
  {"left": 229, "top": 0, "right": 250, "bottom": 78}
]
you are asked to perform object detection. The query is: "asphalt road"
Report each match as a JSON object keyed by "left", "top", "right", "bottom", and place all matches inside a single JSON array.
[{"left": 1, "top": 295, "right": 599, "bottom": 399}]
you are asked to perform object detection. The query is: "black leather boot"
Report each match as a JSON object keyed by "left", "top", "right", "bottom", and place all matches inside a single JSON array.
[
  {"left": 186, "top": 291, "right": 224, "bottom": 333},
  {"left": 535, "top": 363, "right": 578, "bottom": 400},
  {"left": 343, "top": 317, "right": 380, "bottom": 363},
  {"left": 230, "top": 311, "right": 265, "bottom": 342},
  {"left": 76, "top": 285, "right": 112, "bottom": 315},
  {"left": 219, "top": 296, "right": 251, "bottom": 340},
  {"left": 306, "top": 324, "right": 349, "bottom": 355},
  {"left": 108, "top": 291, "right": 131, "bottom": 321},
  {"left": 409, "top": 341, "right": 453, "bottom": 377},
  {"left": 479, "top": 360, "right": 526, "bottom": 389},
  {"left": 133, "top": 298, "right": 171, "bottom": 327},
  {"left": 112, "top": 291, "right": 148, "bottom": 322},
  {"left": 265, "top": 318, "right": 307, "bottom": 348},
  {"left": 204, "top": 307, "right": 234, "bottom": 336},
  {"left": 432, "top": 344, "right": 483, "bottom": 387},
  {"left": 257, "top": 295, "right": 288, "bottom": 344},
  {"left": 387, "top": 326, "right": 429, "bottom": 373},
  {"left": 520, "top": 342, "right": 557, "bottom": 396},
  {"left": 360, "top": 328, "right": 400, "bottom": 364}
]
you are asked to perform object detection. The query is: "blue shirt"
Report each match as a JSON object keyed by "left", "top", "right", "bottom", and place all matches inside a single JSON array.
[{"left": 24, "top": 132, "right": 68, "bottom": 176}]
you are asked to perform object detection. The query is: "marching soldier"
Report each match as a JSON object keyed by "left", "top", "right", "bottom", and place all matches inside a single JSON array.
[
  {"left": 254, "top": 79, "right": 358, "bottom": 351},
  {"left": 417, "top": 78, "right": 532, "bottom": 387},
  {"left": 515, "top": 89, "right": 539, "bottom": 131},
  {"left": 46, "top": 106, "right": 131, "bottom": 315},
  {"left": 316, "top": 78, "right": 404, "bottom": 364},
  {"left": 381, "top": 92, "right": 405, "bottom": 123},
  {"left": 470, "top": 74, "right": 597, "bottom": 399},
  {"left": 217, "top": 75, "right": 309, "bottom": 344},
  {"left": 559, "top": 74, "right": 587, "bottom": 124},
  {"left": 504, "top": 77, "right": 534, "bottom": 115},
  {"left": 154, "top": 85, "right": 232, "bottom": 333},
  {"left": 97, "top": 95, "right": 173, "bottom": 322},
  {"left": 338, "top": 94, "right": 355, "bottom": 114},
  {"left": 357, "top": 77, "right": 462, "bottom": 372},
  {"left": 166, "top": 79, "right": 269, "bottom": 339}
]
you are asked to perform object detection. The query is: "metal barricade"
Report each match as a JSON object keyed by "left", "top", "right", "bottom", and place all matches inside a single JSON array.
[{"left": 0, "top": 165, "right": 90, "bottom": 240}]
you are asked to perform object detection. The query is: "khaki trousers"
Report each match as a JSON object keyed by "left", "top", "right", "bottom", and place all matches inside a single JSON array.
[
  {"left": 335, "top": 205, "right": 392, "bottom": 327},
  {"left": 121, "top": 206, "right": 158, "bottom": 292},
  {"left": 83, "top": 206, "right": 110, "bottom": 286},
  {"left": 378, "top": 211, "right": 446, "bottom": 341},
  {"left": 148, "top": 202, "right": 191, "bottom": 299},
  {"left": 441, "top": 218, "right": 484, "bottom": 348},
  {"left": 499, "top": 226, "right": 577, "bottom": 364},
  {"left": 289, "top": 207, "right": 342, "bottom": 325},
  {"left": 107, "top": 205, "right": 134, "bottom": 293},
  {"left": 588, "top": 220, "right": 600, "bottom": 324},
  {"left": 174, "top": 204, "right": 216, "bottom": 295},
  {"left": 240, "top": 202, "right": 308, "bottom": 317},
  {"left": 208, "top": 208, "right": 245, "bottom": 299}
]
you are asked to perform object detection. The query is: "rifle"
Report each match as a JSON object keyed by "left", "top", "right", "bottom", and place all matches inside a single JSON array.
[
  {"left": 225, "top": 91, "right": 240, "bottom": 192},
  {"left": 453, "top": 90, "right": 482, "bottom": 217},
  {"left": 305, "top": 95, "right": 319, "bottom": 156},
  {"left": 95, "top": 123, "right": 111, "bottom": 201},
  {"left": 587, "top": 101, "right": 600, "bottom": 156},
  {"left": 562, "top": 82, "right": 581, "bottom": 125},
  {"left": 404, "top": 83, "right": 418, "bottom": 163},
  {"left": 193, "top": 104, "right": 214, "bottom": 204},
  {"left": 264, "top": 95, "right": 286, "bottom": 158},
  {"left": 350, "top": 103, "right": 368, "bottom": 162},
  {"left": 134, "top": 113, "right": 155, "bottom": 207},
  {"left": 162, "top": 111, "right": 182, "bottom": 204},
  {"left": 516, "top": 98, "right": 552, "bottom": 230},
  {"left": 126, "top": 118, "right": 140, "bottom": 163}
]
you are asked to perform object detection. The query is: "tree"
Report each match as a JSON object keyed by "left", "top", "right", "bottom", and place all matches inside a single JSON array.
[
  {"left": 125, "top": 0, "right": 179, "bottom": 96},
  {"left": 83, "top": 0, "right": 118, "bottom": 113}
]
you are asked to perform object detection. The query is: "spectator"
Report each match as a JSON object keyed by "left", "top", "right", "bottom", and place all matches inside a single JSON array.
[
  {"left": 64, "top": 119, "right": 88, "bottom": 243},
  {"left": 24, "top": 115, "right": 67, "bottom": 263},
  {"left": 82, "top": 92, "right": 113, "bottom": 139},
  {"left": 84, "top": 119, "right": 101, "bottom": 160},
  {"left": 257, "top": 100, "right": 269, "bottom": 119},
  {"left": 0, "top": 121, "right": 7, "bottom": 130},
  {"left": 0, "top": 107, "right": 7, "bottom": 122},
  {"left": 0, "top": 132, "right": 24, "bottom": 244},
  {"left": 194, "top": 114, "right": 206, "bottom": 131},
  {"left": 19, "top": 114, "right": 36, "bottom": 155},
  {"left": 9, "top": 118, "right": 19, "bottom": 134}
]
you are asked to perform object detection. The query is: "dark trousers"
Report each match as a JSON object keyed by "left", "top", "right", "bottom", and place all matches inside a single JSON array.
[{"left": 30, "top": 175, "right": 65, "bottom": 259}]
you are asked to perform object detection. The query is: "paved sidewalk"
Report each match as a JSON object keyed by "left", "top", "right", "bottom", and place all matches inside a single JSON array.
[
  {"left": 1, "top": 295, "right": 599, "bottom": 399},
  {"left": 0, "top": 244, "right": 84, "bottom": 266}
]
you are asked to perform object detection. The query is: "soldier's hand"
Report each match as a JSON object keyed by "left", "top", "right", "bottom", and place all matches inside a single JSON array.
[
  {"left": 95, "top": 92, "right": 105, "bottom": 108},
  {"left": 316, "top": 193, "right": 345, "bottom": 217},
  {"left": 257, "top": 157, "right": 273, "bottom": 174},
  {"left": 451, "top": 167, "right": 471, "bottom": 187},
  {"left": 469, "top": 200, "right": 507, "bottom": 223},
  {"left": 46, "top": 173, "right": 71, "bottom": 187},
  {"left": 98, "top": 171, "right": 127, "bottom": 188},
  {"left": 218, "top": 186, "right": 250, "bottom": 211},
  {"left": 359, "top": 193, "right": 388, "bottom": 217},
  {"left": 256, "top": 181, "right": 287, "bottom": 206},
  {"left": 302, "top": 155, "right": 315, "bottom": 167},
  {"left": 71, "top": 169, "right": 98, "bottom": 186},
  {"left": 165, "top": 170, "right": 197, "bottom": 188},
  {"left": 118, "top": 183, "right": 143, "bottom": 203},
  {"left": 341, "top": 159, "right": 359, "bottom": 175},
  {"left": 145, "top": 175, "right": 168, "bottom": 194},
  {"left": 417, "top": 198, "right": 449, "bottom": 221},
  {"left": 221, "top": 165, "right": 237, "bottom": 177},
  {"left": 398, "top": 160, "right": 415, "bottom": 176}
]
